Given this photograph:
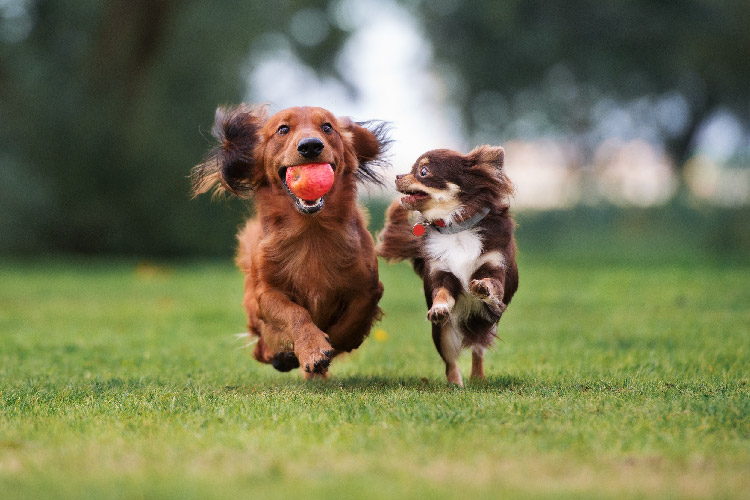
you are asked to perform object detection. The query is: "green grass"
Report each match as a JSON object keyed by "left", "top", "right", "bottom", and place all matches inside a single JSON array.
[{"left": 1, "top": 254, "right": 749, "bottom": 499}]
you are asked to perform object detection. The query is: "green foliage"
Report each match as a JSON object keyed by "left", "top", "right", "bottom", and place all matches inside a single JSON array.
[
  {"left": 367, "top": 197, "right": 750, "bottom": 266},
  {"left": 514, "top": 203, "right": 750, "bottom": 266},
  {"left": 1, "top": 254, "right": 749, "bottom": 499},
  {"left": 409, "top": 0, "right": 750, "bottom": 164},
  {"left": 1, "top": 0, "right": 749, "bottom": 257},
  {"left": 0, "top": 0, "right": 339, "bottom": 255}
]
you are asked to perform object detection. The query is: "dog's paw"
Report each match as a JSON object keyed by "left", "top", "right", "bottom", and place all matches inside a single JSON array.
[
  {"left": 295, "top": 332, "right": 334, "bottom": 375},
  {"left": 302, "top": 350, "right": 333, "bottom": 374},
  {"left": 270, "top": 351, "right": 300, "bottom": 372},
  {"left": 469, "top": 279, "right": 493, "bottom": 300},
  {"left": 470, "top": 279, "right": 507, "bottom": 315},
  {"left": 427, "top": 303, "right": 452, "bottom": 323}
]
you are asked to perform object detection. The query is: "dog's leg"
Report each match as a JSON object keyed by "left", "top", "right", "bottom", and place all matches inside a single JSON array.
[
  {"left": 470, "top": 346, "right": 486, "bottom": 380},
  {"left": 425, "top": 270, "right": 463, "bottom": 385},
  {"left": 325, "top": 281, "right": 384, "bottom": 352},
  {"left": 302, "top": 370, "right": 329, "bottom": 381},
  {"left": 438, "top": 323, "right": 464, "bottom": 387},
  {"left": 253, "top": 335, "right": 301, "bottom": 372},
  {"left": 256, "top": 289, "right": 333, "bottom": 375},
  {"left": 427, "top": 287, "right": 455, "bottom": 323},
  {"left": 426, "top": 270, "right": 461, "bottom": 323},
  {"left": 469, "top": 259, "right": 508, "bottom": 317},
  {"left": 431, "top": 322, "right": 463, "bottom": 386}
]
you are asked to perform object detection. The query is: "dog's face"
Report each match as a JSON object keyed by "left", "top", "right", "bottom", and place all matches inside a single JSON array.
[
  {"left": 396, "top": 146, "right": 512, "bottom": 221},
  {"left": 397, "top": 149, "right": 465, "bottom": 221},
  {"left": 192, "top": 105, "right": 388, "bottom": 215},
  {"left": 260, "top": 107, "right": 348, "bottom": 214}
]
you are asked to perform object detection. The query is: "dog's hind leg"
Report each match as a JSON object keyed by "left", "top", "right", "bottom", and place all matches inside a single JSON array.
[
  {"left": 470, "top": 346, "right": 486, "bottom": 380},
  {"left": 325, "top": 279, "right": 384, "bottom": 353},
  {"left": 433, "top": 323, "right": 464, "bottom": 386}
]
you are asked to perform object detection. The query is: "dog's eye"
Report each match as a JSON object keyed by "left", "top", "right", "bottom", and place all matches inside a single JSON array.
[
  {"left": 321, "top": 122, "right": 333, "bottom": 134},
  {"left": 420, "top": 166, "right": 429, "bottom": 177},
  {"left": 277, "top": 125, "right": 290, "bottom": 135}
]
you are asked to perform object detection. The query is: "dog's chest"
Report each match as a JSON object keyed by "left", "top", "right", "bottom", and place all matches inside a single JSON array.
[{"left": 424, "top": 228, "right": 483, "bottom": 287}]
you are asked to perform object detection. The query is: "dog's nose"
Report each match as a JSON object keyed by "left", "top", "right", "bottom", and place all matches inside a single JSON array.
[
  {"left": 297, "top": 137, "right": 324, "bottom": 159},
  {"left": 396, "top": 174, "right": 405, "bottom": 180}
]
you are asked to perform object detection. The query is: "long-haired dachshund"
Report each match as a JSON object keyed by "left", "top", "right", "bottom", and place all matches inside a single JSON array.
[
  {"left": 377, "top": 146, "right": 518, "bottom": 386},
  {"left": 192, "top": 104, "right": 390, "bottom": 379}
]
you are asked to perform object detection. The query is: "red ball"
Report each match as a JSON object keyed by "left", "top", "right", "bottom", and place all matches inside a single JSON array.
[{"left": 285, "top": 163, "right": 334, "bottom": 201}]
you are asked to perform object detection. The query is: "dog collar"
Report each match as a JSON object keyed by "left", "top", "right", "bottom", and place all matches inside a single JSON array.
[{"left": 412, "top": 207, "right": 491, "bottom": 236}]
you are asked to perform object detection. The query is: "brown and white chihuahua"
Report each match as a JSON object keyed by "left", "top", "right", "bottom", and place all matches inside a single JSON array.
[{"left": 377, "top": 146, "right": 518, "bottom": 386}]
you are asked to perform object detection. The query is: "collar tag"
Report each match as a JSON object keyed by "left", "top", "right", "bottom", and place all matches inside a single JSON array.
[{"left": 412, "top": 223, "right": 426, "bottom": 237}]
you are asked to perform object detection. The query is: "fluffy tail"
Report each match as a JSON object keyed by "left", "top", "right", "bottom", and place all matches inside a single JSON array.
[{"left": 376, "top": 200, "right": 425, "bottom": 277}]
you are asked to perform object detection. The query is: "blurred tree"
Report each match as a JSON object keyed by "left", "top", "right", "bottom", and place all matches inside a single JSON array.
[
  {"left": 405, "top": 0, "right": 750, "bottom": 171},
  {"left": 3, "top": 0, "right": 747, "bottom": 255},
  {"left": 0, "top": 0, "right": 343, "bottom": 255}
]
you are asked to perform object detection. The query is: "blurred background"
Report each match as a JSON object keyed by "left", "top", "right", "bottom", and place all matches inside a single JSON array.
[{"left": 1, "top": 0, "right": 748, "bottom": 260}]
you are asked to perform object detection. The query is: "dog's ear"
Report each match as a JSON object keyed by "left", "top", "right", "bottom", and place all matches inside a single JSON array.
[
  {"left": 337, "top": 117, "right": 392, "bottom": 186},
  {"left": 467, "top": 145, "right": 515, "bottom": 201},
  {"left": 468, "top": 145, "right": 505, "bottom": 170},
  {"left": 191, "top": 104, "right": 269, "bottom": 198}
]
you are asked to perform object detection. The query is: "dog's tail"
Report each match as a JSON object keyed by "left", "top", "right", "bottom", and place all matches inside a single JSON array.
[{"left": 376, "top": 200, "right": 425, "bottom": 278}]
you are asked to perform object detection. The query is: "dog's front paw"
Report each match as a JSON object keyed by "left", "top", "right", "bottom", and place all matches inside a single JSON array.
[
  {"left": 469, "top": 278, "right": 493, "bottom": 300},
  {"left": 470, "top": 279, "right": 506, "bottom": 315},
  {"left": 303, "top": 349, "right": 333, "bottom": 374},
  {"left": 427, "top": 303, "right": 452, "bottom": 323},
  {"left": 295, "top": 332, "right": 334, "bottom": 375}
]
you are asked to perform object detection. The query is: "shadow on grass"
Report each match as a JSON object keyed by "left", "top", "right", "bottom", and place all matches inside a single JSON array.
[
  {"left": 222, "top": 372, "right": 740, "bottom": 396},
  {"left": 221, "top": 373, "right": 531, "bottom": 394},
  {"left": 8, "top": 373, "right": 529, "bottom": 398}
]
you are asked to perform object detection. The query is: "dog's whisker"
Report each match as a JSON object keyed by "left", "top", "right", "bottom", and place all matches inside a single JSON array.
[{"left": 234, "top": 333, "right": 259, "bottom": 350}]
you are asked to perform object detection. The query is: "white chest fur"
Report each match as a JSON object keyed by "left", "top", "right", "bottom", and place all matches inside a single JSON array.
[{"left": 424, "top": 228, "right": 484, "bottom": 289}]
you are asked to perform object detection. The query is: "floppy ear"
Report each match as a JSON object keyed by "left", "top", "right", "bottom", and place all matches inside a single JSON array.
[
  {"left": 468, "top": 145, "right": 505, "bottom": 170},
  {"left": 191, "top": 103, "right": 269, "bottom": 198},
  {"left": 337, "top": 117, "right": 392, "bottom": 186}
]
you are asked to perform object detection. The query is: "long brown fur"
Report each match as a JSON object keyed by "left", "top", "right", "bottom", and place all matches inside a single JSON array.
[{"left": 192, "top": 104, "right": 390, "bottom": 378}]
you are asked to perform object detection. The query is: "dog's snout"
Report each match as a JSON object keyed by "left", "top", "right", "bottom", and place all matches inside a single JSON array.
[
  {"left": 395, "top": 173, "right": 410, "bottom": 187},
  {"left": 297, "top": 137, "right": 324, "bottom": 159}
]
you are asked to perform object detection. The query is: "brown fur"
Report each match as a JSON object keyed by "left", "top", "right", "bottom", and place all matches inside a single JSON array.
[
  {"left": 377, "top": 146, "right": 518, "bottom": 386},
  {"left": 192, "top": 104, "right": 390, "bottom": 378}
]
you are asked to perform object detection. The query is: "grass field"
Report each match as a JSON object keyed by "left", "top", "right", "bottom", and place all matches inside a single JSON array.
[{"left": 1, "top": 246, "right": 749, "bottom": 498}]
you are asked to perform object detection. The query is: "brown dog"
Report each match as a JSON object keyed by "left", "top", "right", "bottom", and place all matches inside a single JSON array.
[
  {"left": 377, "top": 146, "right": 518, "bottom": 386},
  {"left": 192, "top": 104, "right": 390, "bottom": 378}
]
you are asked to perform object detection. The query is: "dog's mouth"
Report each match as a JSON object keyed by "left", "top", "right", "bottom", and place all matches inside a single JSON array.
[
  {"left": 279, "top": 164, "right": 335, "bottom": 215},
  {"left": 399, "top": 187, "right": 430, "bottom": 210}
]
